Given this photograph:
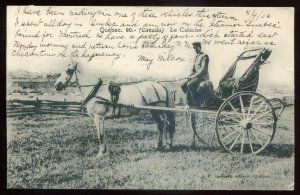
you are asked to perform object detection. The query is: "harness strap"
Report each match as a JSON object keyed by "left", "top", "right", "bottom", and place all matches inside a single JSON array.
[
  {"left": 133, "top": 84, "right": 148, "bottom": 105},
  {"left": 74, "top": 69, "right": 82, "bottom": 93},
  {"left": 81, "top": 79, "right": 105, "bottom": 107},
  {"left": 159, "top": 83, "right": 170, "bottom": 106},
  {"left": 148, "top": 82, "right": 161, "bottom": 102},
  {"left": 94, "top": 95, "right": 111, "bottom": 104},
  {"left": 93, "top": 97, "right": 111, "bottom": 107}
]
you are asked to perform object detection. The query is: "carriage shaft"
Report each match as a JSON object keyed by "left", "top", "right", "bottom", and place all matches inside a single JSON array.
[
  {"left": 121, "top": 104, "right": 269, "bottom": 118},
  {"left": 125, "top": 104, "right": 218, "bottom": 114}
]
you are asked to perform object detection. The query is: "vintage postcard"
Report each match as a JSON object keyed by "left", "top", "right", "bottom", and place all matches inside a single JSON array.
[{"left": 6, "top": 6, "right": 294, "bottom": 190}]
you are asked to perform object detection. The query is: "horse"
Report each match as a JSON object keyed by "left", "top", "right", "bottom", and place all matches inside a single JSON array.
[{"left": 54, "top": 62, "right": 176, "bottom": 157}]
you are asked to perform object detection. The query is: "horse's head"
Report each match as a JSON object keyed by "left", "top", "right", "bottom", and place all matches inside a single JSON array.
[{"left": 54, "top": 62, "right": 79, "bottom": 91}]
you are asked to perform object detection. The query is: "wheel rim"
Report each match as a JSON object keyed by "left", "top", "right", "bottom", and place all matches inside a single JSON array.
[
  {"left": 216, "top": 92, "right": 277, "bottom": 154},
  {"left": 191, "top": 112, "right": 219, "bottom": 147}
]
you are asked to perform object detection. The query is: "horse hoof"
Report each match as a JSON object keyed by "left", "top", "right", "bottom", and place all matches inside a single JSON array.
[
  {"left": 155, "top": 145, "right": 165, "bottom": 152},
  {"left": 96, "top": 153, "right": 103, "bottom": 158},
  {"left": 96, "top": 147, "right": 109, "bottom": 158},
  {"left": 156, "top": 146, "right": 162, "bottom": 151},
  {"left": 96, "top": 151, "right": 109, "bottom": 158}
]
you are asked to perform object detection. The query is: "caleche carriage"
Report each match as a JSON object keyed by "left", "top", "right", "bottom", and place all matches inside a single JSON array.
[
  {"left": 133, "top": 47, "right": 281, "bottom": 155},
  {"left": 55, "top": 47, "right": 283, "bottom": 156}
]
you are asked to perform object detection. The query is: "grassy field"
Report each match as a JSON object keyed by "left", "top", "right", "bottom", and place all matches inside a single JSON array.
[{"left": 7, "top": 106, "right": 294, "bottom": 190}]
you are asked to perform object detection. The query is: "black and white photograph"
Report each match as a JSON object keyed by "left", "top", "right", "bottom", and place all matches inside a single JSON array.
[{"left": 6, "top": 6, "right": 294, "bottom": 190}]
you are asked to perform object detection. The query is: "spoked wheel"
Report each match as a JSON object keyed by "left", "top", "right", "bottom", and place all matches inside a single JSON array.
[
  {"left": 269, "top": 98, "right": 285, "bottom": 117},
  {"left": 216, "top": 92, "right": 277, "bottom": 154},
  {"left": 191, "top": 112, "right": 219, "bottom": 147}
]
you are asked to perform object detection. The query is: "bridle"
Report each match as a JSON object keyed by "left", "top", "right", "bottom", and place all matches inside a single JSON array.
[
  {"left": 64, "top": 63, "right": 111, "bottom": 108},
  {"left": 66, "top": 63, "right": 80, "bottom": 87},
  {"left": 65, "top": 63, "right": 97, "bottom": 94}
]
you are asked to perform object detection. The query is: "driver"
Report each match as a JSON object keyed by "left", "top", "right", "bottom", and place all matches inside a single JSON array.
[{"left": 181, "top": 42, "right": 210, "bottom": 107}]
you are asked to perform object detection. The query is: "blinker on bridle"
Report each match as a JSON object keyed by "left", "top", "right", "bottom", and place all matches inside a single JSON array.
[{"left": 65, "top": 63, "right": 80, "bottom": 87}]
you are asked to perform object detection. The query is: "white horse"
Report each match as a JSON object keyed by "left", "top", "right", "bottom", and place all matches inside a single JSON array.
[{"left": 54, "top": 62, "right": 176, "bottom": 157}]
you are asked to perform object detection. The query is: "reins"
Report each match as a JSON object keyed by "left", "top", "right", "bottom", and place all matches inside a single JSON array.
[
  {"left": 70, "top": 71, "right": 188, "bottom": 88},
  {"left": 66, "top": 64, "right": 188, "bottom": 113}
]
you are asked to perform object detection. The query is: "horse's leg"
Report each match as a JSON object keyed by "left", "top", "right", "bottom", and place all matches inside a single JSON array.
[
  {"left": 192, "top": 134, "right": 196, "bottom": 148},
  {"left": 165, "top": 111, "right": 175, "bottom": 149},
  {"left": 117, "top": 105, "right": 121, "bottom": 117},
  {"left": 94, "top": 115, "right": 107, "bottom": 157},
  {"left": 151, "top": 100, "right": 175, "bottom": 150},
  {"left": 99, "top": 117, "right": 107, "bottom": 155},
  {"left": 112, "top": 105, "right": 116, "bottom": 116},
  {"left": 164, "top": 89, "right": 176, "bottom": 150},
  {"left": 151, "top": 111, "right": 164, "bottom": 150}
]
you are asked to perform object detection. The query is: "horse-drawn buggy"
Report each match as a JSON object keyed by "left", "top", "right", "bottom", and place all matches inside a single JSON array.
[{"left": 54, "top": 47, "right": 283, "bottom": 156}]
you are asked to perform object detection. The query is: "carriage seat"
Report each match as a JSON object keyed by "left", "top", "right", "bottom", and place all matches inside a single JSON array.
[
  {"left": 194, "top": 80, "right": 222, "bottom": 107},
  {"left": 216, "top": 78, "right": 239, "bottom": 99},
  {"left": 194, "top": 77, "right": 244, "bottom": 108}
]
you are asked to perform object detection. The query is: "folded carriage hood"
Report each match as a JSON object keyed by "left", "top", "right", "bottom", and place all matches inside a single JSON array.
[{"left": 261, "top": 48, "right": 272, "bottom": 61}]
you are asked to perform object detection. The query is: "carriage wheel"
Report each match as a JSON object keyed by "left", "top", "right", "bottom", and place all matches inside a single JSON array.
[
  {"left": 269, "top": 98, "right": 285, "bottom": 117},
  {"left": 216, "top": 92, "right": 277, "bottom": 154},
  {"left": 190, "top": 112, "right": 219, "bottom": 147}
]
